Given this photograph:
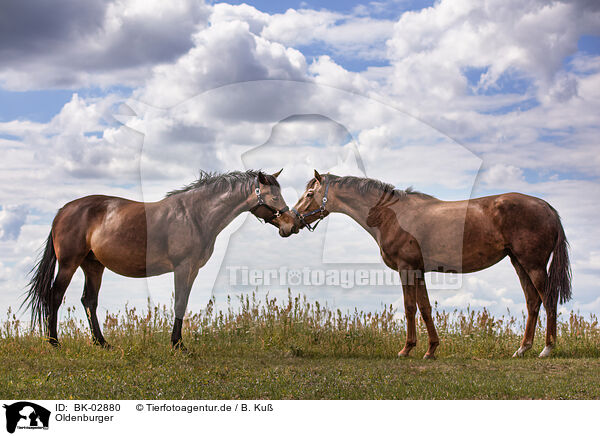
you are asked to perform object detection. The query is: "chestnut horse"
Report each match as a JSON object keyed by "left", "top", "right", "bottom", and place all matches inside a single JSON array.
[
  {"left": 24, "top": 170, "right": 296, "bottom": 349},
  {"left": 291, "top": 171, "right": 571, "bottom": 358}
]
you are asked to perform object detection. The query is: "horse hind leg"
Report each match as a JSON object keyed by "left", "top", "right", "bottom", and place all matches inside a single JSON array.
[
  {"left": 81, "top": 255, "right": 109, "bottom": 348},
  {"left": 520, "top": 267, "right": 555, "bottom": 357},
  {"left": 47, "top": 263, "right": 78, "bottom": 346},
  {"left": 526, "top": 267, "right": 555, "bottom": 358},
  {"left": 510, "top": 255, "right": 549, "bottom": 357}
]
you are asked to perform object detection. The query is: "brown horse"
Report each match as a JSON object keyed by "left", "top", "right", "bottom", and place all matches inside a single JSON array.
[
  {"left": 24, "top": 170, "right": 297, "bottom": 349},
  {"left": 291, "top": 170, "right": 572, "bottom": 358}
]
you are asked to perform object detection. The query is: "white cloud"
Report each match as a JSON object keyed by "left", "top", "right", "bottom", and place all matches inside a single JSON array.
[
  {"left": 480, "top": 164, "right": 525, "bottom": 189},
  {"left": 1, "top": 0, "right": 600, "bottom": 322},
  {"left": 574, "top": 296, "right": 600, "bottom": 313},
  {"left": 310, "top": 55, "right": 377, "bottom": 93},
  {"left": 262, "top": 9, "right": 396, "bottom": 61},
  {"left": 210, "top": 3, "right": 272, "bottom": 34},
  {"left": 386, "top": 0, "right": 600, "bottom": 102},
  {"left": 138, "top": 20, "right": 308, "bottom": 107},
  {"left": 0, "top": 205, "right": 28, "bottom": 241},
  {"left": 0, "top": 0, "right": 210, "bottom": 90}
]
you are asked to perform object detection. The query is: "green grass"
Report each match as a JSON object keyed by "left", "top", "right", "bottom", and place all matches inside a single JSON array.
[{"left": 1, "top": 292, "right": 599, "bottom": 399}]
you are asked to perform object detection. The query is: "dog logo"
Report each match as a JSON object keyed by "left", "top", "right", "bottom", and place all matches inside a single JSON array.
[{"left": 3, "top": 402, "right": 50, "bottom": 433}]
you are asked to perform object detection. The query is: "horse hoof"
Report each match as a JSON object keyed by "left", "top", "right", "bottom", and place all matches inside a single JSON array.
[
  {"left": 93, "top": 339, "right": 111, "bottom": 349},
  {"left": 538, "top": 346, "right": 553, "bottom": 358},
  {"left": 48, "top": 338, "right": 60, "bottom": 348},
  {"left": 512, "top": 345, "right": 531, "bottom": 357},
  {"left": 397, "top": 351, "right": 410, "bottom": 358},
  {"left": 423, "top": 354, "right": 436, "bottom": 360},
  {"left": 172, "top": 342, "right": 188, "bottom": 353}
]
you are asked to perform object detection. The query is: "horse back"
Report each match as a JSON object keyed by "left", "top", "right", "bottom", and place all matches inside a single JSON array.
[{"left": 397, "top": 192, "right": 558, "bottom": 273}]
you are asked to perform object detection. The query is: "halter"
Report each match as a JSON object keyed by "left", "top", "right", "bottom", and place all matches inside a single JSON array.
[
  {"left": 292, "top": 179, "right": 330, "bottom": 232},
  {"left": 249, "top": 176, "right": 289, "bottom": 224}
]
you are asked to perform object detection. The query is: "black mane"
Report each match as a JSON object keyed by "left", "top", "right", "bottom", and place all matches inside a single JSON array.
[
  {"left": 307, "top": 174, "right": 436, "bottom": 199},
  {"left": 166, "top": 170, "right": 279, "bottom": 197}
]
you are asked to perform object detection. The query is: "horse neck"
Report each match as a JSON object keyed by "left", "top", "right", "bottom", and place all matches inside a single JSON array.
[
  {"left": 187, "top": 184, "right": 252, "bottom": 237},
  {"left": 327, "top": 187, "right": 421, "bottom": 243},
  {"left": 328, "top": 185, "right": 380, "bottom": 238}
]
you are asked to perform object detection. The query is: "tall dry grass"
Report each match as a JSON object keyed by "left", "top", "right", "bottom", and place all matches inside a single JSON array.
[{"left": 2, "top": 291, "right": 599, "bottom": 358}]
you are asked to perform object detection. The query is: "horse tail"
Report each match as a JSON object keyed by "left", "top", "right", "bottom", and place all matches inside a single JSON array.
[
  {"left": 545, "top": 207, "right": 572, "bottom": 306},
  {"left": 22, "top": 231, "right": 56, "bottom": 333}
]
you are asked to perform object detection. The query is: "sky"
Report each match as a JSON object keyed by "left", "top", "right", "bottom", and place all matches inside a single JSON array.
[{"left": 1, "top": 0, "right": 599, "bottom": 329}]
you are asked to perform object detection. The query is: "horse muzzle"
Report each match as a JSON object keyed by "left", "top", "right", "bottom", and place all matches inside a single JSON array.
[{"left": 279, "top": 224, "right": 299, "bottom": 237}]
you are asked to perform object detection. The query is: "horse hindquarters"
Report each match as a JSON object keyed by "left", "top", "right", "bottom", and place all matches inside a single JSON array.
[
  {"left": 499, "top": 195, "right": 572, "bottom": 357},
  {"left": 25, "top": 198, "right": 103, "bottom": 345},
  {"left": 23, "top": 230, "right": 82, "bottom": 346}
]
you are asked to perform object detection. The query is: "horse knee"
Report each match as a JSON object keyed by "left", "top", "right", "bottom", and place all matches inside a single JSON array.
[
  {"left": 420, "top": 305, "right": 433, "bottom": 321},
  {"left": 80, "top": 295, "right": 98, "bottom": 310},
  {"left": 50, "top": 290, "right": 66, "bottom": 312},
  {"left": 527, "top": 299, "right": 541, "bottom": 312},
  {"left": 404, "top": 306, "right": 417, "bottom": 318}
]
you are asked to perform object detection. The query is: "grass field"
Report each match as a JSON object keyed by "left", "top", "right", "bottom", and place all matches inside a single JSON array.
[{"left": 1, "top": 292, "right": 599, "bottom": 400}]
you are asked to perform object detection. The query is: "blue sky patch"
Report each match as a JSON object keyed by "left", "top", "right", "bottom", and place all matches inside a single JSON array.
[
  {"left": 212, "top": 0, "right": 435, "bottom": 17},
  {"left": 0, "top": 88, "right": 74, "bottom": 123},
  {"left": 480, "top": 97, "right": 540, "bottom": 115},
  {"left": 463, "top": 66, "right": 489, "bottom": 88},
  {"left": 303, "top": 41, "right": 391, "bottom": 72},
  {"left": 538, "top": 127, "right": 575, "bottom": 144},
  {"left": 0, "top": 85, "right": 133, "bottom": 125},
  {"left": 0, "top": 133, "right": 21, "bottom": 141},
  {"left": 84, "top": 131, "right": 104, "bottom": 139},
  {"left": 578, "top": 34, "right": 600, "bottom": 55},
  {"left": 482, "top": 71, "right": 532, "bottom": 96},
  {"left": 463, "top": 66, "right": 534, "bottom": 99}
]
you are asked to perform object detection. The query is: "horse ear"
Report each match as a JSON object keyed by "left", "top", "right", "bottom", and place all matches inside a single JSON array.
[
  {"left": 258, "top": 171, "right": 269, "bottom": 185},
  {"left": 314, "top": 169, "right": 322, "bottom": 184},
  {"left": 272, "top": 168, "right": 283, "bottom": 179}
]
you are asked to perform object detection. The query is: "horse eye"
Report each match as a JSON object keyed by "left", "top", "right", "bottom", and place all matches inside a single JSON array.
[
  {"left": 306, "top": 192, "right": 313, "bottom": 198},
  {"left": 272, "top": 197, "right": 279, "bottom": 201}
]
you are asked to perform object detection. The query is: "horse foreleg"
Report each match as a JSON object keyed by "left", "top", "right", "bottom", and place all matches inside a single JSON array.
[
  {"left": 171, "top": 262, "right": 199, "bottom": 351},
  {"left": 416, "top": 281, "right": 439, "bottom": 359},
  {"left": 398, "top": 280, "right": 417, "bottom": 357},
  {"left": 171, "top": 317, "right": 185, "bottom": 350}
]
